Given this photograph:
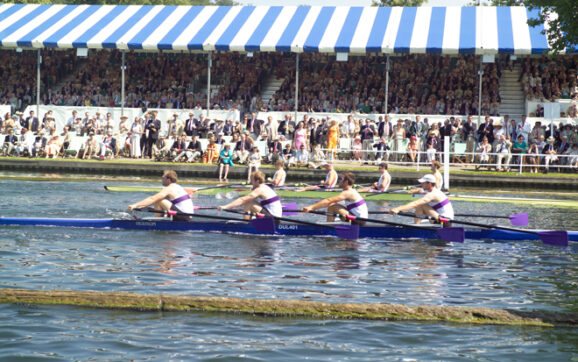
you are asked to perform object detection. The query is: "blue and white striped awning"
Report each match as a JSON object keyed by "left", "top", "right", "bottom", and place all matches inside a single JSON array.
[{"left": 0, "top": 4, "right": 555, "bottom": 54}]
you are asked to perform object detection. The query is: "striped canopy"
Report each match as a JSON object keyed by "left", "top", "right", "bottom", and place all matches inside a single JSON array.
[{"left": 0, "top": 4, "right": 553, "bottom": 54}]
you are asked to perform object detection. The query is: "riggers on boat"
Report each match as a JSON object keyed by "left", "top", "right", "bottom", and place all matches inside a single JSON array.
[{"left": 0, "top": 217, "right": 575, "bottom": 244}]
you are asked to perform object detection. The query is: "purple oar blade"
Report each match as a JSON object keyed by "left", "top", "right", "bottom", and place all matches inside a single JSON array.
[
  {"left": 251, "top": 217, "right": 277, "bottom": 234},
  {"left": 436, "top": 227, "right": 465, "bottom": 243},
  {"left": 510, "top": 213, "right": 529, "bottom": 226},
  {"left": 539, "top": 231, "right": 568, "bottom": 247},
  {"left": 334, "top": 224, "right": 360, "bottom": 240},
  {"left": 282, "top": 203, "right": 299, "bottom": 216}
]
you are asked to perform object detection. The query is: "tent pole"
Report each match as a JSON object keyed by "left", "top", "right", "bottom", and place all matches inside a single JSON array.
[
  {"left": 36, "top": 49, "right": 41, "bottom": 118},
  {"left": 206, "top": 52, "right": 212, "bottom": 118},
  {"left": 294, "top": 52, "right": 299, "bottom": 122},
  {"left": 121, "top": 51, "right": 125, "bottom": 116},
  {"left": 384, "top": 55, "right": 390, "bottom": 114},
  {"left": 478, "top": 55, "right": 483, "bottom": 124}
]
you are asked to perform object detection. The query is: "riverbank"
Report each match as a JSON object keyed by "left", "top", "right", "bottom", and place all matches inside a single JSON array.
[{"left": 1, "top": 157, "right": 577, "bottom": 191}]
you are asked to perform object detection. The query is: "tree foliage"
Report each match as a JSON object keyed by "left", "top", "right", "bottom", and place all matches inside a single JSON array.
[
  {"left": 372, "top": 0, "right": 428, "bottom": 6},
  {"left": 490, "top": 0, "right": 576, "bottom": 53}
]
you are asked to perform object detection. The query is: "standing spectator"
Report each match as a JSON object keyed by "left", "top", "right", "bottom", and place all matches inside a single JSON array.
[
  {"left": 326, "top": 119, "right": 340, "bottom": 161},
  {"left": 130, "top": 118, "right": 143, "bottom": 158},
  {"left": 526, "top": 142, "right": 541, "bottom": 173},
  {"left": 218, "top": 143, "right": 234, "bottom": 182},
  {"left": 184, "top": 112, "right": 197, "bottom": 137},
  {"left": 516, "top": 115, "right": 531, "bottom": 143},
  {"left": 26, "top": 110, "right": 39, "bottom": 134},
  {"left": 145, "top": 111, "right": 161, "bottom": 158},
  {"left": 477, "top": 116, "right": 494, "bottom": 144},
  {"left": 360, "top": 119, "right": 375, "bottom": 162},
  {"left": 247, "top": 147, "right": 261, "bottom": 182},
  {"left": 390, "top": 120, "right": 406, "bottom": 161},
  {"left": 293, "top": 121, "right": 308, "bottom": 151}
]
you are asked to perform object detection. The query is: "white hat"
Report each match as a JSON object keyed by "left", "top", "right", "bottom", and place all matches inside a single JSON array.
[
  {"left": 418, "top": 174, "right": 437, "bottom": 184},
  {"left": 322, "top": 161, "right": 331, "bottom": 167}
]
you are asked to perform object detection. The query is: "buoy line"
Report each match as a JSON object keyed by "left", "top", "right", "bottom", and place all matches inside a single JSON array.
[{"left": 1, "top": 289, "right": 576, "bottom": 327}]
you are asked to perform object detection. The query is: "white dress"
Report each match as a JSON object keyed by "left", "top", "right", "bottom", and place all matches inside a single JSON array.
[{"left": 131, "top": 123, "right": 142, "bottom": 158}]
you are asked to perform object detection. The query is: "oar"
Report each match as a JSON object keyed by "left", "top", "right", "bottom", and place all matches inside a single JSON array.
[
  {"left": 285, "top": 210, "right": 464, "bottom": 243},
  {"left": 222, "top": 209, "right": 359, "bottom": 240},
  {"left": 368, "top": 211, "right": 529, "bottom": 226},
  {"left": 453, "top": 213, "right": 529, "bottom": 226},
  {"left": 136, "top": 207, "right": 276, "bottom": 234},
  {"left": 395, "top": 212, "right": 568, "bottom": 247},
  {"left": 364, "top": 185, "right": 419, "bottom": 198}
]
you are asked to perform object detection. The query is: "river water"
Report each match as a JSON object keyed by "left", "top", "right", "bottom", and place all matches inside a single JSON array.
[{"left": 1, "top": 178, "right": 577, "bottom": 360}]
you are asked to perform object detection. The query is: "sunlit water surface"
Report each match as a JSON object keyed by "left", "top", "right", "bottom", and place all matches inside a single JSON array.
[{"left": 1, "top": 179, "right": 577, "bottom": 360}]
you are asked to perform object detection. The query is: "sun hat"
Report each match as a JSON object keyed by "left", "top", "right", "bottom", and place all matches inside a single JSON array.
[{"left": 417, "top": 174, "right": 437, "bottom": 184}]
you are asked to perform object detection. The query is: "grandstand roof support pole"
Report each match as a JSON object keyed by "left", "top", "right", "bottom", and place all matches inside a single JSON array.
[
  {"left": 478, "top": 55, "right": 483, "bottom": 124},
  {"left": 294, "top": 52, "right": 299, "bottom": 122},
  {"left": 36, "top": 49, "right": 41, "bottom": 118},
  {"left": 121, "top": 51, "right": 125, "bottom": 116},
  {"left": 384, "top": 55, "right": 390, "bottom": 115},
  {"left": 207, "top": 51, "right": 212, "bottom": 118}
]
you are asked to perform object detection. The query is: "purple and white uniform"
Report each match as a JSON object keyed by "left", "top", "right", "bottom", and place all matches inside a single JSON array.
[
  {"left": 429, "top": 197, "right": 454, "bottom": 219},
  {"left": 169, "top": 185, "right": 195, "bottom": 214},
  {"left": 259, "top": 185, "right": 282, "bottom": 217},
  {"left": 345, "top": 192, "right": 368, "bottom": 218}
]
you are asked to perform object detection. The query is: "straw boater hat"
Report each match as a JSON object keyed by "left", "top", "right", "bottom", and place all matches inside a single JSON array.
[{"left": 120, "top": 115, "right": 128, "bottom": 119}]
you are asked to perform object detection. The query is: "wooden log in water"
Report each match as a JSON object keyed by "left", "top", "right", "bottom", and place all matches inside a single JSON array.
[{"left": 1, "top": 288, "right": 576, "bottom": 327}]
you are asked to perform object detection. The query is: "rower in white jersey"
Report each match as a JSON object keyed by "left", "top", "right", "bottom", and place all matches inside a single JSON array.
[
  {"left": 219, "top": 171, "right": 282, "bottom": 220},
  {"left": 128, "top": 170, "right": 196, "bottom": 221},
  {"left": 389, "top": 174, "right": 454, "bottom": 225},
  {"left": 302, "top": 172, "right": 368, "bottom": 225},
  {"left": 358, "top": 162, "right": 391, "bottom": 193},
  {"left": 299, "top": 162, "right": 338, "bottom": 191},
  {"left": 267, "top": 159, "right": 286, "bottom": 187}
]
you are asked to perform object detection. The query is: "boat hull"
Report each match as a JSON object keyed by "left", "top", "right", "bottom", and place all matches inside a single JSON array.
[{"left": 1, "top": 217, "right": 576, "bottom": 242}]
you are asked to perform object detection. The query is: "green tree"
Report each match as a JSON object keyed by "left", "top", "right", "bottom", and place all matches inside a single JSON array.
[
  {"left": 372, "top": 0, "right": 428, "bottom": 6},
  {"left": 490, "top": 0, "right": 576, "bottom": 53}
]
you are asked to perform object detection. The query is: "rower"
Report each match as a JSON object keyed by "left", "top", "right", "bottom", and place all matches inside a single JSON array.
[
  {"left": 302, "top": 172, "right": 368, "bottom": 224},
  {"left": 407, "top": 160, "right": 443, "bottom": 195},
  {"left": 218, "top": 171, "right": 282, "bottom": 220},
  {"left": 389, "top": 174, "right": 454, "bottom": 225},
  {"left": 358, "top": 162, "right": 391, "bottom": 193},
  {"left": 431, "top": 160, "right": 443, "bottom": 190},
  {"left": 127, "top": 170, "right": 196, "bottom": 221},
  {"left": 299, "top": 162, "right": 338, "bottom": 191},
  {"left": 267, "top": 159, "right": 286, "bottom": 187}
]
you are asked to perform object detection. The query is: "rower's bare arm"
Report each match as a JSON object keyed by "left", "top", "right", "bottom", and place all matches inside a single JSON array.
[
  {"left": 391, "top": 194, "right": 430, "bottom": 213},
  {"left": 221, "top": 190, "right": 259, "bottom": 210},
  {"left": 184, "top": 187, "right": 197, "bottom": 195},
  {"left": 128, "top": 189, "right": 169, "bottom": 210},
  {"left": 304, "top": 193, "right": 345, "bottom": 212}
]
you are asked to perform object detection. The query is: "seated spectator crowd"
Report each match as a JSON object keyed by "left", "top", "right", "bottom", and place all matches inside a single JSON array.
[{"left": 1, "top": 108, "right": 577, "bottom": 173}]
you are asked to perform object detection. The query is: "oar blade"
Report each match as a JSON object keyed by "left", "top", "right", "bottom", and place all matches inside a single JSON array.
[
  {"left": 335, "top": 224, "right": 360, "bottom": 240},
  {"left": 510, "top": 213, "right": 529, "bottom": 226},
  {"left": 437, "top": 227, "right": 465, "bottom": 243},
  {"left": 539, "top": 231, "right": 568, "bottom": 247},
  {"left": 282, "top": 203, "right": 299, "bottom": 216},
  {"left": 251, "top": 217, "right": 277, "bottom": 234}
]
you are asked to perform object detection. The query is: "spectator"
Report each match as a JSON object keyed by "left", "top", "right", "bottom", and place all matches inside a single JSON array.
[
  {"left": 218, "top": 143, "right": 234, "bottom": 182},
  {"left": 475, "top": 137, "right": 492, "bottom": 170},
  {"left": 247, "top": 146, "right": 261, "bottom": 182},
  {"left": 542, "top": 136, "right": 559, "bottom": 173}
]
